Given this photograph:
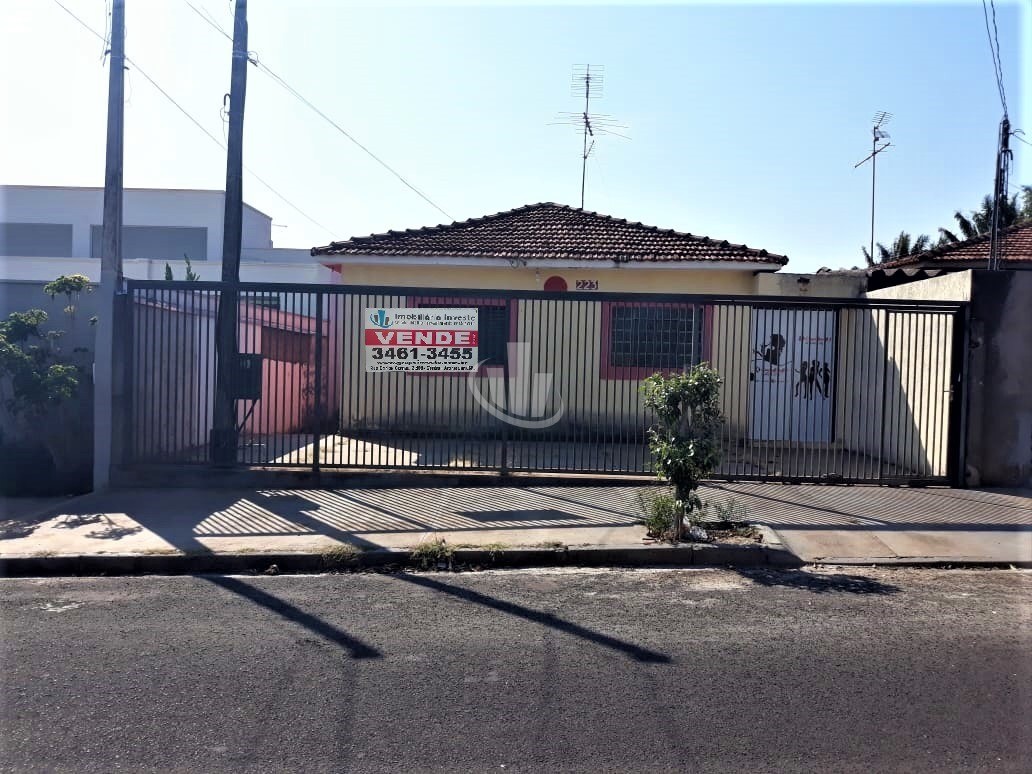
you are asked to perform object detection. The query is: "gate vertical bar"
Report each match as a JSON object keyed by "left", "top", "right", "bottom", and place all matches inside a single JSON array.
[
  {"left": 878, "top": 311, "right": 891, "bottom": 480},
  {"left": 499, "top": 298, "right": 511, "bottom": 474},
  {"left": 313, "top": 292, "right": 324, "bottom": 475}
]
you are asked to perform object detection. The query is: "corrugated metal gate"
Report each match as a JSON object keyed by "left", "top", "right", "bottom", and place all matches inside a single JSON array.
[{"left": 122, "top": 280, "right": 968, "bottom": 485}]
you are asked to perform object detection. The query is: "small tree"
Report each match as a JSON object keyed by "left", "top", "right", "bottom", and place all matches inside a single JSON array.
[
  {"left": 0, "top": 274, "right": 95, "bottom": 491},
  {"left": 641, "top": 364, "right": 724, "bottom": 541},
  {"left": 163, "top": 255, "right": 200, "bottom": 281}
]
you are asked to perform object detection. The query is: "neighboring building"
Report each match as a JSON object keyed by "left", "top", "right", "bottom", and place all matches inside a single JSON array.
[
  {"left": 0, "top": 185, "right": 333, "bottom": 283},
  {"left": 869, "top": 221, "right": 1032, "bottom": 290},
  {"left": 858, "top": 223, "right": 1032, "bottom": 487}
]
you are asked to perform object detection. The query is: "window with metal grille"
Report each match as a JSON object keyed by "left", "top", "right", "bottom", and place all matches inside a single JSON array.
[
  {"left": 418, "top": 302, "right": 509, "bottom": 367},
  {"left": 607, "top": 304, "right": 703, "bottom": 371}
]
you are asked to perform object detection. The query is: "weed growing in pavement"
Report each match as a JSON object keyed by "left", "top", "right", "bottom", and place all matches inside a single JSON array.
[
  {"left": 410, "top": 537, "right": 454, "bottom": 570},
  {"left": 321, "top": 543, "right": 361, "bottom": 570}
]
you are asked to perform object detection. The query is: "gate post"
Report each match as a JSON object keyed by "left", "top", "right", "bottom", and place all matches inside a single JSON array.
[{"left": 946, "top": 306, "right": 970, "bottom": 487}]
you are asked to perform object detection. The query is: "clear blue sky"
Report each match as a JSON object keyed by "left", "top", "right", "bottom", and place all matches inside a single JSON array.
[{"left": 2, "top": 0, "right": 1028, "bottom": 271}]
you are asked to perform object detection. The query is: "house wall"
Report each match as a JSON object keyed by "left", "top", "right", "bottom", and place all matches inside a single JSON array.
[
  {"left": 756, "top": 272, "right": 866, "bottom": 298},
  {"left": 330, "top": 265, "right": 764, "bottom": 439},
  {"left": 333, "top": 263, "right": 760, "bottom": 294}
]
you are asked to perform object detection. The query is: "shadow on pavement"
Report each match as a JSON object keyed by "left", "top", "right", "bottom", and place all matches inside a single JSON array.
[
  {"left": 736, "top": 568, "right": 901, "bottom": 595},
  {"left": 202, "top": 574, "right": 382, "bottom": 659},
  {"left": 394, "top": 572, "right": 670, "bottom": 664}
]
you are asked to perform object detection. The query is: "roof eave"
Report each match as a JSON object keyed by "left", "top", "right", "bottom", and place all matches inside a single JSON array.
[{"left": 312, "top": 253, "right": 785, "bottom": 270}]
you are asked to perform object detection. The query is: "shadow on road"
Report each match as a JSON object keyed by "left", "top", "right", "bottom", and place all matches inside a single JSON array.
[
  {"left": 394, "top": 572, "right": 670, "bottom": 664},
  {"left": 737, "top": 568, "right": 901, "bottom": 595},
  {"left": 203, "top": 574, "right": 382, "bottom": 659}
]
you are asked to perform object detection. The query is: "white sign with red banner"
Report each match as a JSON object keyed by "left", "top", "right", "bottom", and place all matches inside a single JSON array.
[{"left": 364, "top": 307, "right": 479, "bottom": 372}]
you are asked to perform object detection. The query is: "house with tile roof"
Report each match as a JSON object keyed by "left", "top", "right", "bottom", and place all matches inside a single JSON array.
[
  {"left": 312, "top": 202, "right": 789, "bottom": 296},
  {"left": 309, "top": 203, "right": 879, "bottom": 455},
  {"left": 877, "top": 221, "right": 1032, "bottom": 272}
]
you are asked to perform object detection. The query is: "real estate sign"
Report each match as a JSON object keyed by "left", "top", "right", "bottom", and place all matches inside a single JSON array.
[{"left": 364, "top": 308, "right": 479, "bottom": 372}]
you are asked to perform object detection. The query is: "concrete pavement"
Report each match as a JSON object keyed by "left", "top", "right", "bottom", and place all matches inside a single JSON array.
[{"left": 2, "top": 482, "right": 1030, "bottom": 572}]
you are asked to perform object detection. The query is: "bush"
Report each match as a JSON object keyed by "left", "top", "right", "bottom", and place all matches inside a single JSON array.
[
  {"left": 637, "top": 489, "right": 682, "bottom": 539},
  {"left": 0, "top": 275, "right": 94, "bottom": 490},
  {"left": 640, "top": 364, "right": 725, "bottom": 541}
]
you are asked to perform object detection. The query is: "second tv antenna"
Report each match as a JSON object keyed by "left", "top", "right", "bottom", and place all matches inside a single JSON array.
[{"left": 551, "top": 64, "right": 629, "bottom": 208}]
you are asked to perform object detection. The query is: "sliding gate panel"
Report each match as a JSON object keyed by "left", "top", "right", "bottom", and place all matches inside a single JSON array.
[{"left": 124, "top": 280, "right": 966, "bottom": 484}]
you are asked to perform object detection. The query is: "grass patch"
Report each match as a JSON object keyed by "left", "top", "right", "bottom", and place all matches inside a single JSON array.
[
  {"left": 410, "top": 537, "right": 454, "bottom": 570},
  {"left": 320, "top": 543, "right": 361, "bottom": 569},
  {"left": 535, "top": 540, "right": 566, "bottom": 550}
]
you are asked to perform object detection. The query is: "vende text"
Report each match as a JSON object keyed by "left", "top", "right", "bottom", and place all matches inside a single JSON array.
[{"left": 364, "top": 329, "right": 478, "bottom": 346}]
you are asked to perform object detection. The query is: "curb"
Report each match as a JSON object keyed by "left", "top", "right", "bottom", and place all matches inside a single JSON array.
[
  {"left": 0, "top": 539, "right": 803, "bottom": 578},
  {"left": 807, "top": 557, "right": 1032, "bottom": 569}
]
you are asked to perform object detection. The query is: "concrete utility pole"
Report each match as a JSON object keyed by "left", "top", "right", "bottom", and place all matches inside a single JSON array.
[
  {"left": 988, "top": 116, "right": 1011, "bottom": 271},
  {"left": 211, "top": 0, "right": 249, "bottom": 465},
  {"left": 93, "top": 0, "right": 126, "bottom": 491}
]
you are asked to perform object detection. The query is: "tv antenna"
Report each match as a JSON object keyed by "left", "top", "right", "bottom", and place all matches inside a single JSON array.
[
  {"left": 854, "top": 111, "right": 893, "bottom": 262},
  {"left": 550, "top": 64, "right": 629, "bottom": 208}
]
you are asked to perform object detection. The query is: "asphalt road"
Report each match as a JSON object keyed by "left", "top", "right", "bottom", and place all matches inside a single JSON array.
[{"left": 1, "top": 567, "right": 1030, "bottom": 773}]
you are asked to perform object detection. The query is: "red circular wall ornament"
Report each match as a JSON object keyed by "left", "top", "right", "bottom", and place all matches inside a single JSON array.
[{"left": 543, "top": 275, "right": 568, "bottom": 292}]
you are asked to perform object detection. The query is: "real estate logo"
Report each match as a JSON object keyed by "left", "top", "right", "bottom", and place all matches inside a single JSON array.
[
  {"left": 368, "top": 309, "right": 393, "bottom": 328},
  {"left": 467, "top": 342, "right": 565, "bottom": 428}
]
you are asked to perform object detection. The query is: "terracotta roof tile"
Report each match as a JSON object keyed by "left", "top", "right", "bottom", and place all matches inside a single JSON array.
[
  {"left": 878, "top": 221, "right": 1032, "bottom": 269},
  {"left": 312, "top": 203, "right": 788, "bottom": 265}
]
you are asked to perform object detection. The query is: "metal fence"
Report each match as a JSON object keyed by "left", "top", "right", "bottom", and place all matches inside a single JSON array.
[{"left": 123, "top": 280, "right": 968, "bottom": 485}]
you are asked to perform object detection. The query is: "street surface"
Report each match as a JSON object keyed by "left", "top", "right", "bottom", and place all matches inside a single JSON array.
[{"left": 1, "top": 568, "right": 1030, "bottom": 773}]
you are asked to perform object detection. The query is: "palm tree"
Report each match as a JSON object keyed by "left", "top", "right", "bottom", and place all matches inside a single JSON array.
[
  {"left": 862, "top": 231, "right": 931, "bottom": 267},
  {"left": 938, "top": 187, "right": 1031, "bottom": 245}
]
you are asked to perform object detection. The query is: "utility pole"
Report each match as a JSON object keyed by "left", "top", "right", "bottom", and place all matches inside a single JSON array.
[
  {"left": 93, "top": 0, "right": 126, "bottom": 490},
  {"left": 988, "top": 116, "right": 1011, "bottom": 271},
  {"left": 211, "top": 0, "right": 248, "bottom": 465}
]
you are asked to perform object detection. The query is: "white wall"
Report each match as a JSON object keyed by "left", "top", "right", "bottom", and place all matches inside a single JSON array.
[
  {"left": 0, "top": 256, "right": 335, "bottom": 284},
  {"left": 0, "top": 185, "right": 276, "bottom": 260},
  {"left": 865, "top": 270, "right": 973, "bottom": 302}
]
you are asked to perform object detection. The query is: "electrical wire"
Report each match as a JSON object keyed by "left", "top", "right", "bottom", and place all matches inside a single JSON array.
[
  {"left": 51, "top": 0, "right": 335, "bottom": 238},
  {"left": 181, "top": 0, "right": 454, "bottom": 221},
  {"left": 981, "top": 0, "right": 1008, "bottom": 116}
]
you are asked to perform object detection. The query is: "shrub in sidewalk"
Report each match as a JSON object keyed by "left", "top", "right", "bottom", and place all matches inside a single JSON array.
[
  {"left": 640, "top": 364, "right": 725, "bottom": 541},
  {"left": 0, "top": 275, "right": 95, "bottom": 494}
]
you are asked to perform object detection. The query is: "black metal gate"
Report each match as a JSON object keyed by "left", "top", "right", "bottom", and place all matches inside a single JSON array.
[{"left": 122, "top": 280, "right": 967, "bottom": 485}]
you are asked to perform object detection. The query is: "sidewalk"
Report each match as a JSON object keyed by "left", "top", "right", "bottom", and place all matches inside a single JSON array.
[{"left": 2, "top": 482, "right": 1030, "bottom": 573}]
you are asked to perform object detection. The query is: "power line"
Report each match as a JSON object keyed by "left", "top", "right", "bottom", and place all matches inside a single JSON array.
[
  {"left": 51, "top": 0, "right": 334, "bottom": 238},
  {"left": 981, "top": 0, "right": 1008, "bottom": 115},
  {"left": 180, "top": 0, "right": 453, "bottom": 221}
]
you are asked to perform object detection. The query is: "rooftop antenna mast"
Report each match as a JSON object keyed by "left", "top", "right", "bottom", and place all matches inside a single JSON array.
[
  {"left": 551, "top": 65, "right": 629, "bottom": 209},
  {"left": 854, "top": 111, "right": 892, "bottom": 263}
]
